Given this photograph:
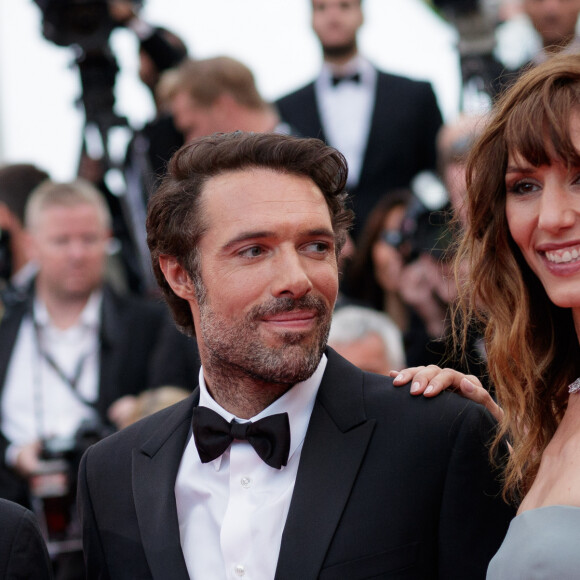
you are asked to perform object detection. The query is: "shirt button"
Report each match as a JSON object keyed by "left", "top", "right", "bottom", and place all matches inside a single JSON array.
[
  {"left": 240, "top": 476, "right": 251, "bottom": 488},
  {"left": 234, "top": 564, "right": 245, "bottom": 576}
]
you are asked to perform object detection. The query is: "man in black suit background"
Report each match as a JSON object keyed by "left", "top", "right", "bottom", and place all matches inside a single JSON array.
[
  {"left": 276, "top": 0, "right": 443, "bottom": 238},
  {"left": 79, "top": 131, "right": 513, "bottom": 579}
]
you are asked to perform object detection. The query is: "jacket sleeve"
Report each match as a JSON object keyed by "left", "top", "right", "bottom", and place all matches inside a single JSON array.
[{"left": 438, "top": 404, "right": 514, "bottom": 579}]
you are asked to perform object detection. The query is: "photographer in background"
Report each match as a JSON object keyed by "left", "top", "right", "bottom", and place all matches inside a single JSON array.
[
  {"left": 0, "top": 164, "right": 50, "bottom": 302},
  {"left": 0, "top": 179, "right": 194, "bottom": 577},
  {"left": 105, "top": 0, "right": 189, "bottom": 295}
]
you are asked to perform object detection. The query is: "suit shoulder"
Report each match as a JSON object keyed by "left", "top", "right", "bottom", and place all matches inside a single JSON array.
[
  {"left": 376, "top": 69, "right": 433, "bottom": 91},
  {"left": 361, "top": 372, "right": 493, "bottom": 430},
  {"left": 276, "top": 82, "right": 316, "bottom": 107},
  {"left": 104, "top": 286, "right": 166, "bottom": 317},
  {"left": 0, "top": 497, "right": 28, "bottom": 528}
]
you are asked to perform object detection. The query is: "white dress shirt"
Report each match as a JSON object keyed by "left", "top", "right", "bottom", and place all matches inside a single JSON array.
[
  {"left": 1, "top": 291, "right": 102, "bottom": 460},
  {"left": 175, "top": 354, "right": 327, "bottom": 580},
  {"left": 315, "top": 55, "right": 377, "bottom": 188}
]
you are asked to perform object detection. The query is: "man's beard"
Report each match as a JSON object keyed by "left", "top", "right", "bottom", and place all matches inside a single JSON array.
[
  {"left": 322, "top": 39, "right": 357, "bottom": 60},
  {"left": 198, "top": 294, "right": 331, "bottom": 386}
]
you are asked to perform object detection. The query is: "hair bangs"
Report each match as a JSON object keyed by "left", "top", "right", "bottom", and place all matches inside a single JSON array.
[{"left": 504, "top": 78, "right": 580, "bottom": 168}]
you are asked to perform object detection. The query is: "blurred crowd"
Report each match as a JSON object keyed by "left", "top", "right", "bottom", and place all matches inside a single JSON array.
[{"left": 0, "top": 0, "right": 579, "bottom": 576}]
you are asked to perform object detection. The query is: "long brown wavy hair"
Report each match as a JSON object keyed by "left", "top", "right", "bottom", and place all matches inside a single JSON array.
[{"left": 455, "top": 53, "right": 580, "bottom": 501}]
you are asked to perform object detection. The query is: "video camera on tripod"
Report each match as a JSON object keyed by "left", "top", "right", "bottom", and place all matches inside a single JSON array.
[{"left": 32, "top": 0, "right": 144, "bottom": 160}]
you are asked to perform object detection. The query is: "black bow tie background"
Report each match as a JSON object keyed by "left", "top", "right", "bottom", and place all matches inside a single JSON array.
[
  {"left": 192, "top": 406, "right": 291, "bottom": 469},
  {"left": 331, "top": 72, "right": 361, "bottom": 87}
]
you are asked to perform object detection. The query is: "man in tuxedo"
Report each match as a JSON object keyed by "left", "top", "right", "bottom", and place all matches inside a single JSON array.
[
  {"left": 276, "top": 0, "right": 443, "bottom": 238},
  {"left": 78, "top": 131, "right": 514, "bottom": 579}
]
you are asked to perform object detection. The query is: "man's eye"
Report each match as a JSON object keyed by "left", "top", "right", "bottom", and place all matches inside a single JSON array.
[
  {"left": 239, "top": 246, "right": 264, "bottom": 258},
  {"left": 305, "top": 242, "right": 330, "bottom": 253}
]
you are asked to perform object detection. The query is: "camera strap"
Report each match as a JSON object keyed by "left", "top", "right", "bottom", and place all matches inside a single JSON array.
[{"left": 33, "top": 320, "right": 97, "bottom": 409}]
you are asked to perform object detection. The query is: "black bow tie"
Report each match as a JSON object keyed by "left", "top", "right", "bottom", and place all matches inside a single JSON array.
[
  {"left": 192, "top": 406, "right": 291, "bottom": 469},
  {"left": 331, "top": 72, "right": 361, "bottom": 87}
]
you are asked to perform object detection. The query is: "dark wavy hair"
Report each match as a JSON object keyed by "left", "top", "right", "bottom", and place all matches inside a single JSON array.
[
  {"left": 147, "top": 131, "right": 354, "bottom": 336},
  {"left": 456, "top": 53, "right": 580, "bottom": 500}
]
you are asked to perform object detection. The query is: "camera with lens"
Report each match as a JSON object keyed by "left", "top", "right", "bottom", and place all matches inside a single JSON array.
[
  {"left": 382, "top": 175, "right": 453, "bottom": 267},
  {"left": 397, "top": 198, "right": 453, "bottom": 266},
  {"left": 30, "top": 419, "right": 114, "bottom": 552}
]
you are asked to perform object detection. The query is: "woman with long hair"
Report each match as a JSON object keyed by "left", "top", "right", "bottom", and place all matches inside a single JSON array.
[{"left": 393, "top": 54, "right": 580, "bottom": 578}]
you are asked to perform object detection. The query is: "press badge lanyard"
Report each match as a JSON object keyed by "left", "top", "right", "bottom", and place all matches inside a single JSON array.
[{"left": 32, "top": 318, "right": 97, "bottom": 409}]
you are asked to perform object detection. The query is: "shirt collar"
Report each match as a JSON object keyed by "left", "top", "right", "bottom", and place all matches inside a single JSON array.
[
  {"left": 319, "top": 54, "right": 375, "bottom": 87},
  {"left": 33, "top": 289, "right": 103, "bottom": 330},
  {"left": 198, "top": 353, "right": 327, "bottom": 469},
  {"left": 11, "top": 261, "right": 38, "bottom": 290}
]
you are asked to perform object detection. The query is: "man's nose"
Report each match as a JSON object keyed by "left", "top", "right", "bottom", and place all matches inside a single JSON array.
[
  {"left": 67, "top": 239, "right": 89, "bottom": 259},
  {"left": 270, "top": 250, "right": 313, "bottom": 299}
]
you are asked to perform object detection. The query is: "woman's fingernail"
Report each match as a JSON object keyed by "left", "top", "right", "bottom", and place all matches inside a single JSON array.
[
  {"left": 395, "top": 374, "right": 403, "bottom": 382},
  {"left": 410, "top": 382, "right": 421, "bottom": 393},
  {"left": 462, "top": 380, "right": 475, "bottom": 393},
  {"left": 425, "top": 385, "right": 434, "bottom": 394}
]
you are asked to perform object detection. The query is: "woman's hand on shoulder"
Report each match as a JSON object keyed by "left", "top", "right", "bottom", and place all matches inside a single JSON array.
[{"left": 389, "top": 365, "right": 503, "bottom": 422}]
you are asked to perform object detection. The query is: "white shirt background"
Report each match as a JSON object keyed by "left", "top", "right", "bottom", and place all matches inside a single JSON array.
[
  {"left": 175, "top": 355, "right": 327, "bottom": 580},
  {"left": 316, "top": 55, "right": 376, "bottom": 188},
  {"left": 1, "top": 291, "right": 101, "bottom": 450}
]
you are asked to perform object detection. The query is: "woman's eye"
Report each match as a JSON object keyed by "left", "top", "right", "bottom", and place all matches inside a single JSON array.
[{"left": 507, "top": 180, "right": 540, "bottom": 195}]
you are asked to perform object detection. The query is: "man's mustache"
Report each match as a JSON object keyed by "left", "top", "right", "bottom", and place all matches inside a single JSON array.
[{"left": 250, "top": 295, "right": 328, "bottom": 319}]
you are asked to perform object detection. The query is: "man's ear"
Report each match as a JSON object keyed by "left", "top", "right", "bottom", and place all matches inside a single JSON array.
[{"left": 159, "top": 255, "right": 197, "bottom": 302}]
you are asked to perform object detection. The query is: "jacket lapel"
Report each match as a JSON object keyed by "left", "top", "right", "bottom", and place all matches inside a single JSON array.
[
  {"left": 275, "top": 349, "right": 375, "bottom": 579},
  {"left": 359, "top": 71, "right": 392, "bottom": 188},
  {"left": 0, "top": 294, "right": 29, "bottom": 395},
  {"left": 133, "top": 393, "right": 199, "bottom": 579},
  {"left": 96, "top": 286, "right": 123, "bottom": 418},
  {"left": 304, "top": 83, "right": 327, "bottom": 142}
]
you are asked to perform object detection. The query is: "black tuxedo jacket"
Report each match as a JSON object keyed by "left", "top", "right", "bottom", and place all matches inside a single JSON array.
[
  {"left": 0, "top": 498, "right": 53, "bottom": 579},
  {"left": 276, "top": 69, "right": 443, "bottom": 237},
  {"left": 78, "top": 348, "right": 514, "bottom": 579},
  {"left": 0, "top": 284, "right": 198, "bottom": 506}
]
